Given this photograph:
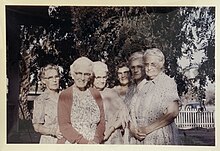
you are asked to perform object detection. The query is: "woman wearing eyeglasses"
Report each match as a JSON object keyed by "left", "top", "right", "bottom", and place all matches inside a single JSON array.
[
  {"left": 129, "top": 48, "right": 181, "bottom": 145},
  {"left": 57, "top": 57, "right": 105, "bottom": 144},
  {"left": 32, "top": 64, "right": 63, "bottom": 143},
  {"left": 92, "top": 61, "right": 129, "bottom": 144},
  {"left": 113, "top": 62, "right": 131, "bottom": 100}
]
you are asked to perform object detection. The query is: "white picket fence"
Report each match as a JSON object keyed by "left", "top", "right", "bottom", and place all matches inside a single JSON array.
[{"left": 175, "top": 110, "right": 215, "bottom": 129}]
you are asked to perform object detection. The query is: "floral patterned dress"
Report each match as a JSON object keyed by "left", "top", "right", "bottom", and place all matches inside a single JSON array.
[
  {"left": 130, "top": 72, "right": 181, "bottom": 145},
  {"left": 32, "top": 91, "right": 59, "bottom": 144},
  {"left": 64, "top": 88, "right": 100, "bottom": 143}
]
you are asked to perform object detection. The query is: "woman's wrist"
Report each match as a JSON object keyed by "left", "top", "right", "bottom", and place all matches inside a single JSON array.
[
  {"left": 143, "top": 126, "right": 152, "bottom": 135},
  {"left": 49, "top": 126, "right": 57, "bottom": 136},
  {"left": 109, "top": 126, "right": 116, "bottom": 132}
]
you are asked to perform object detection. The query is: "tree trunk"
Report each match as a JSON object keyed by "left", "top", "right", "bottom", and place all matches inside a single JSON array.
[{"left": 18, "top": 49, "right": 32, "bottom": 120}]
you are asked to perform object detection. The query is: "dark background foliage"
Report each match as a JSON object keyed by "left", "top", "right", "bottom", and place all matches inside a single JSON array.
[{"left": 6, "top": 6, "right": 215, "bottom": 121}]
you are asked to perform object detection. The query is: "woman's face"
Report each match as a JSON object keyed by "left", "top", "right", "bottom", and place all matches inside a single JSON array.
[
  {"left": 43, "top": 69, "right": 60, "bottom": 91},
  {"left": 130, "top": 58, "right": 145, "bottom": 82},
  {"left": 117, "top": 66, "right": 130, "bottom": 86},
  {"left": 93, "top": 69, "right": 108, "bottom": 91},
  {"left": 144, "top": 55, "right": 163, "bottom": 80},
  {"left": 72, "top": 64, "right": 92, "bottom": 90}
]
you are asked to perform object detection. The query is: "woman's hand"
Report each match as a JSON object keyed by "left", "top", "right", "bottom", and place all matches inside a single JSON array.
[
  {"left": 104, "top": 107, "right": 129, "bottom": 141},
  {"left": 119, "top": 107, "right": 129, "bottom": 128},
  {"left": 138, "top": 126, "right": 151, "bottom": 136},
  {"left": 88, "top": 140, "right": 97, "bottom": 144},
  {"left": 129, "top": 122, "right": 145, "bottom": 141},
  {"left": 104, "top": 126, "right": 115, "bottom": 140},
  {"left": 55, "top": 128, "right": 63, "bottom": 139},
  {"left": 104, "top": 111, "right": 124, "bottom": 139}
]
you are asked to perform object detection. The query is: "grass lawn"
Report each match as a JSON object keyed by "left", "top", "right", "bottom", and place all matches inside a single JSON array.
[{"left": 178, "top": 127, "right": 215, "bottom": 146}]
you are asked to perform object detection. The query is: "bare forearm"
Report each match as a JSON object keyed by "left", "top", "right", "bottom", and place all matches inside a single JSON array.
[
  {"left": 145, "top": 113, "right": 176, "bottom": 134},
  {"left": 33, "top": 123, "right": 56, "bottom": 136},
  {"left": 140, "top": 101, "right": 179, "bottom": 135}
]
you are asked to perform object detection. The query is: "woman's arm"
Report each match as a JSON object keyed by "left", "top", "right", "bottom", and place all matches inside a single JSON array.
[
  {"left": 138, "top": 101, "right": 179, "bottom": 138},
  {"left": 33, "top": 123, "right": 63, "bottom": 139},
  {"left": 102, "top": 89, "right": 129, "bottom": 140},
  {"left": 129, "top": 121, "right": 146, "bottom": 141},
  {"left": 32, "top": 94, "right": 63, "bottom": 138}
]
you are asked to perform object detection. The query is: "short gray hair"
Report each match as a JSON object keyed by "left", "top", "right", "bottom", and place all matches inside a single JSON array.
[
  {"left": 92, "top": 61, "right": 108, "bottom": 73},
  {"left": 70, "top": 57, "right": 93, "bottom": 74},
  {"left": 143, "top": 48, "right": 165, "bottom": 66},
  {"left": 128, "top": 51, "right": 144, "bottom": 63},
  {"left": 39, "top": 64, "right": 59, "bottom": 79}
]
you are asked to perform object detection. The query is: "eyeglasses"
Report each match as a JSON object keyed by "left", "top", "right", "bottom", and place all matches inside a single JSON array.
[
  {"left": 117, "top": 71, "right": 130, "bottom": 75},
  {"left": 74, "top": 72, "right": 91, "bottom": 78},
  {"left": 130, "top": 65, "right": 143, "bottom": 70},
  {"left": 144, "top": 63, "right": 158, "bottom": 68},
  {"left": 95, "top": 76, "right": 108, "bottom": 80},
  {"left": 44, "top": 75, "right": 60, "bottom": 81}
]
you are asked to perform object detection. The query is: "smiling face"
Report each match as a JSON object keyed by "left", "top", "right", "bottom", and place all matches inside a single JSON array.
[
  {"left": 130, "top": 58, "right": 145, "bottom": 83},
  {"left": 144, "top": 55, "right": 163, "bottom": 80},
  {"left": 42, "top": 69, "right": 60, "bottom": 91},
  {"left": 117, "top": 66, "right": 130, "bottom": 86},
  {"left": 71, "top": 62, "right": 92, "bottom": 91}
]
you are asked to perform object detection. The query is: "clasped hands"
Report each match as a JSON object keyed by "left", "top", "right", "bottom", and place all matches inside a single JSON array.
[
  {"left": 104, "top": 108, "right": 129, "bottom": 140},
  {"left": 129, "top": 123, "right": 150, "bottom": 141}
]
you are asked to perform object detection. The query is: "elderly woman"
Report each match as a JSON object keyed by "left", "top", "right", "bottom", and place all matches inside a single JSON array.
[
  {"left": 113, "top": 62, "right": 131, "bottom": 100},
  {"left": 57, "top": 57, "right": 105, "bottom": 144},
  {"left": 32, "top": 64, "right": 62, "bottom": 143},
  {"left": 129, "top": 48, "right": 181, "bottom": 145},
  {"left": 123, "top": 51, "right": 147, "bottom": 143},
  {"left": 124, "top": 51, "right": 146, "bottom": 108},
  {"left": 92, "top": 61, "right": 129, "bottom": 144}
]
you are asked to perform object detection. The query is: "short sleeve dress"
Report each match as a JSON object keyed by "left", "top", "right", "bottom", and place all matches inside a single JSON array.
[
  {"left": 130, "top": 72, "right": 181, "bottom": 145},
  {"left": 32, "top": 91, "right": 59, "bottom": 144}
]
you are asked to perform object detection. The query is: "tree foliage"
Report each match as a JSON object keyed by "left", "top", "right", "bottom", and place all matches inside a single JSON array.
[
  {"left": 179, "top": 7, "right": 215, "bottom": 102},
  {"left": 18, "top": 6, "right": 215, "bottom": 118}
]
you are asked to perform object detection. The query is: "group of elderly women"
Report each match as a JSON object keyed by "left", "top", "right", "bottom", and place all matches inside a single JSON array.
[{"left": 32, "top": 48, "right": 181, "bottom": 145}]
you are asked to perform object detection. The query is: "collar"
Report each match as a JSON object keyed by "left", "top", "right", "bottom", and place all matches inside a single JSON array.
[
  {"left": 41, "top": 90, "right": 50, "bottom": 100},
  {"left": 136, "top": 78, "right": 147, "bottom": 92},
  {"left": 148, "top": 71, "right": 164, "bottom": 84},
  {"left": 42, "top": 89, "right": 59, "bottom": 101}
]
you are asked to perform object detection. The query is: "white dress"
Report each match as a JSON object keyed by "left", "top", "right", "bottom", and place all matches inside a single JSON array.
[{"left": 130, "top": 72, "right": 181, "bottom": 145}]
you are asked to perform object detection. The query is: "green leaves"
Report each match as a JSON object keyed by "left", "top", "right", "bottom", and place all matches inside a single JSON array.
[{"left": 19, "top": 7, "right": 214, "bottom": 98}]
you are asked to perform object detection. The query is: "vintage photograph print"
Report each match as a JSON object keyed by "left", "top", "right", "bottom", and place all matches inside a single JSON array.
[{"left": 6, "top": 6, "right": 215, "bottom": 145}]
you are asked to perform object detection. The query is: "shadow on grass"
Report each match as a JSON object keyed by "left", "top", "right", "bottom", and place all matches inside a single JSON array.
[
  {"left": 7, "top": 119, "right": 40, "bottom": 143},
  {"left": 178, "top": 127, "right": 215, "bottom": 146}
]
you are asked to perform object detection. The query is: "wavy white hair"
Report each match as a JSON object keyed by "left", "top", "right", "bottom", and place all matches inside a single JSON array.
[
  {"left": 143, "top": 48, "right": 165, "bottom": 68},
  {"left": 70, "top": 57, "right": 93, "bottom": 75},
  {"left": 92, "top": 61, "right": 108, "bottom": 74}
]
